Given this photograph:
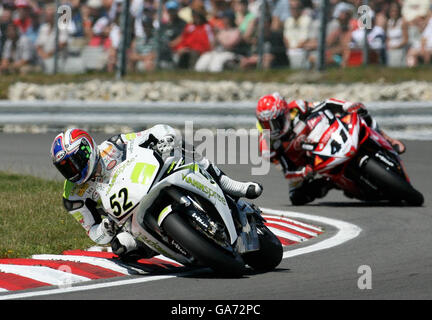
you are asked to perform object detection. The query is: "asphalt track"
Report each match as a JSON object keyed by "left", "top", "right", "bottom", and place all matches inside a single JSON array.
[{"left": 0, "top": 133, "right": 431, "bottom": 300}]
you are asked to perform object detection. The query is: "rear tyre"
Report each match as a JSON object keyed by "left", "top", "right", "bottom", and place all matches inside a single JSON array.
[
  {"left": 242, "top": 223, "right": 283, "bottom": 272},
  {"left": 162, "top": 212, "right": 246, "bottom": 276},
  {"left": 362, "top": 158, "right": 424, "bottom": 206}
]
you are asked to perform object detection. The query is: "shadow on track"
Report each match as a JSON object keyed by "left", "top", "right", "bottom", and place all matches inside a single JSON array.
[
  {"left": 174, "top": 267, "right": 291, "bottom": 280},
  {"left": 308, "top": 200, "right": 424, "bottom": 208}
]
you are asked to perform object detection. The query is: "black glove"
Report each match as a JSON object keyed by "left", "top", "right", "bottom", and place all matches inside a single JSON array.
[
  {"left": 101, "top": 218, "right": 117, "bottom": 237},
  {"left": 156, "top": 135, "right": 176, "bottom": 154}
]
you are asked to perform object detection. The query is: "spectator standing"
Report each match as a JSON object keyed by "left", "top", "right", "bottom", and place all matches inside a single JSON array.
[
  {"left": 85, "top": 0, "right": 105, "bottom": 39},
  {"left": 207, "top": 0, "right": 230, "bottom": 31},
  {"left": 159, "top": 0, "right": 187, "bottom": 68},
  {"left": 320, "top": 2, "right": 355, "bottom": 67},
  {"left": 234, "top": 0, "right": 255, "bottom": 36},
  {"left": 299, "top": 0, "right": 321, "bottom": 56},
  {"left": 403, "top": 0, "right": 432, "bottom": 67},
  {"left": 283, "top": 0, "right": 313, "bottom": 68},
  {"left": 195, "top": 9, "right": 242, "bottom": 72},
  {"left": 90, "top": 0, "right": 123, "bottom": 72},
  {"left": 129, "top": 15, "right": 157, "bottom": 71},
  {"left": 66, "top": 0, "right": 88, "bottom": 54},
  {"left": 271, "top": 0, "right": 291, "bottom": 31},
  {"left": 13, "top": 0, "right": 32, "bottom": 34},
  {"left": 0, "top": 23, "right": 36, "bottom": 74},
  {"left": 240, "top": 13, "right": 288, "bottom": 69},
  {"left": 178, "top": 0, "right": 193, "bottom": 23},
  {"left": 1, "top": 5, "right": 13, "bottom": 59},
  {"left": 402, "top": 0, "right": 431, "bottom": 23},
  {"left": 67, "top": 0, "right": 86, "bottom": 38},
  {"left": 385, "top": 1, "right": 409, "bottom": 66},
  {"left": 35, "top": 3, "right": 69, "bottom": 72},
  {"left": 13, "top": 0, "right": 39, "bottom": 43},
  {"left": 386, "top": 2, "right": 409, "bottom": 50},
  {"left": 172, "top": 7, "right": 214, "bottom": 69},
  {"left": 350, "top": 9, "right": 386, "bottom": 64},
  {"left": 406, "top": 11, "right": 432, "bottom": 67}
]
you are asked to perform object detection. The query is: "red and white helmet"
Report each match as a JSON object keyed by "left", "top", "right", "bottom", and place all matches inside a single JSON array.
[
  {"left": 256, "top": 92, "right": 290, "bottom": 139},
  {"left": 50, "top": 129, "right": 99, "bottom": 184}
]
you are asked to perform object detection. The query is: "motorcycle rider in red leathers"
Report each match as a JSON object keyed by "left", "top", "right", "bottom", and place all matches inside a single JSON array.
[{"left": 256, "top": 92, "right": 406, "bottom": 205}]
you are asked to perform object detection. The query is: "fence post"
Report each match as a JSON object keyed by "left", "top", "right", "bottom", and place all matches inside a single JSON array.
[
  {"left": 317, "top": 0, "right": 329, "bottom": 71},
  {"left": 155, "top": 0, "right": 164, "bottom": 70},
  {"left": 362, "top": 0, "right": 369, "bottom": 65},
  {"left": 257, "top": 0, "right": 266, "bottom": 70},
  {"left": 116, "top": 0, "right": 131, "bottom": 79},
  {"left": 53, "top": 0, "right": 60, "bottom": 74}
]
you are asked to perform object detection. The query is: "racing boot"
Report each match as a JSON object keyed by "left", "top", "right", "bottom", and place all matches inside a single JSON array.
[
  {"left": 111, "top": 232, "right": 157, "bottom": 262},
  {"left": 290, "top": 177, "right": 334, "bottom": 206},
  {"left": 201, "top": 159, "right": 263, "bottom": 199}
]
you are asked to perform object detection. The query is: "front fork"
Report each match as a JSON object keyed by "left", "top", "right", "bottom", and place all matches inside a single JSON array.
[{"left": 233, "top": 199, "right": 261, "bottom": 254}]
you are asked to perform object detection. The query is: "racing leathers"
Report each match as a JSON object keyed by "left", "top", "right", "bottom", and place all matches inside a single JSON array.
[
  {"left": 257, "top": 98, "right": 400, "bottom": 205},
  {"left": 62, "top": 124, "right": 262, "bottom": 260}
]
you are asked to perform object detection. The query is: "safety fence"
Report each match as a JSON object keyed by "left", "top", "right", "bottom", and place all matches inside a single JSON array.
[{"left": 0, "top": 100, "right": 432, "bottom": 140}]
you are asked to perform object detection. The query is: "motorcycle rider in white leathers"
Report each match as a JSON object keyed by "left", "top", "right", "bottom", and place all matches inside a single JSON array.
[{"left": 51, "top": 125, "right": 263, "bottom": 261}]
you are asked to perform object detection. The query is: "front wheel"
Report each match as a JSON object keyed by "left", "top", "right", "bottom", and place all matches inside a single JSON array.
[
  {"left": 162, "top": 212, "right": 246, "bottom": 276},
  {"left": 242, "top": 223, "right": 283, "bottom": 272},
  {"left": 362, "top": 158, "right": 424, "bottom": 206}
]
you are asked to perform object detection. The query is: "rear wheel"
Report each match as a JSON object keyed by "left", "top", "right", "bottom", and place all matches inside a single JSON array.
[
  {"left": 162, "top": 212, "right": 246, "bottom": 276},
  {"left": 242, "top": 223, "right": 283, "bottom": 272},
  {"left": 362, "top": 158, "right": 424, "bottom": 206}
]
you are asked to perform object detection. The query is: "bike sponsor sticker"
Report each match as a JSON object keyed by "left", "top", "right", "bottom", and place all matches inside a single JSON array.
[
  {"left": 106, "top": 160, "right": 117, "bottom": 171},
  {"left": 181, "top": 173, "right": 226, "bottom": 205}
]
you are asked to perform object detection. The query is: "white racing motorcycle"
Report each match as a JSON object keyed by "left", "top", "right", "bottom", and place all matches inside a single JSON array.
[{"left": 96, "top": 137, "right": 282, "bottom": 276}]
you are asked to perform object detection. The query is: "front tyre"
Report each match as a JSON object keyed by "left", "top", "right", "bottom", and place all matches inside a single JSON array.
[
  {"left": 162, "top": 213, "right": 246, "bottom": 276},
  {"left": 242, "top": 223, "right": 283, "bottom": 272}
]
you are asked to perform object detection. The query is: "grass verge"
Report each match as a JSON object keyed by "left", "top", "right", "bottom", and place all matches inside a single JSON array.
[{"left": 0, "top": 172, "right": 93, "bottom": 258}]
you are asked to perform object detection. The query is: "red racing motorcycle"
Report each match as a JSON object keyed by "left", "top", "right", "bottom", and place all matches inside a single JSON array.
[{"left": 298, "top": 109, "right": 424, "bottom": 206}]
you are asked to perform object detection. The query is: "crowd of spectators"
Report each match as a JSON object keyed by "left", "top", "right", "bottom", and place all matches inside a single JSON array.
[{"left": 1, "top": 0, "right": 432, "bottom": 74}]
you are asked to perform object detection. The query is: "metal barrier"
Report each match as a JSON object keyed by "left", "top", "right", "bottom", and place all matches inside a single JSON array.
[{"left": 1, "top": 100, "right": 432, "bottom": 139}]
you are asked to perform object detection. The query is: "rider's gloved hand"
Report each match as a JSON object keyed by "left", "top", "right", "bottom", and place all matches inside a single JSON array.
[
  {"left": 380, "top": 130, "right": 406, "bottom": 154},
  {"left": 101, "top": 218, "right": 117, "bottom": 237},
  {"left": 343, "top": 102, "right": 366, "bottom": 114},
  {"left": 302, "top": 165, "right": 314, "bottom": 179},
  {"left": 156, "top": 135, "right": 175, "bottom": 154},
  {"left": 283, "top": 164, "right": 314, "bottom": 180}
]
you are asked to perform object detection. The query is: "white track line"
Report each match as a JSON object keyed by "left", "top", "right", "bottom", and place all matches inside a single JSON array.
[
  {"left": 266, "top": 226, "right": 307, "bottom": 242},
  {"left": 0, "top": 271, "right": 203, "bottom": 300},
  {"left": 31, "top": 254, "right": 143, "bottom": 275},
  {"left": 261, "top": 208, "right": 362, "bottom": 259},
  {"left": 262, "top": 214, "right": 323, "bottom": 232},
  {"left": 0, "top": 208, "right": 361, "bottom": 300},
  {"left": 264, "top": 220, "right": 319, "bottom": 237},
  {"left": 0, "top": 265, "right": 90, "bottom": 286}
]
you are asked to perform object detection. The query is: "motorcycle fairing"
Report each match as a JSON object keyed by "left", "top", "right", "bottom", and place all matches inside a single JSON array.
[{"left": 309, "top": 112, "right": 361, "bottom": 172}]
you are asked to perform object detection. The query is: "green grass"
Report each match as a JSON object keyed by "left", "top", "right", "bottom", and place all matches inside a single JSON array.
[
  {"left": 0, "top": 172, "right": 94, "bottom": 258},
  {"left": 2, "top": 65, "right": 432, "bottom": 99}
]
